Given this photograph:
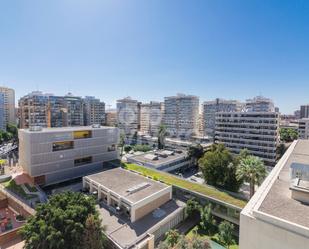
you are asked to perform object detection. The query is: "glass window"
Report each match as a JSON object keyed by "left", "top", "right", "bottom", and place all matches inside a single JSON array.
[
  {"left": 74, "top": 156, "right": 92, "bottom": 166},
  {"left": 52, "top": 141, "right": 74, "bottom": 151},
  {"left": 73, "top": 130, "right": 92, "bottom": 139}
]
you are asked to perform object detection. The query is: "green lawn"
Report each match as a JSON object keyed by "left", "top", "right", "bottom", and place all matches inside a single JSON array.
[
  {"left": 4, "top": 180, "right": 37, "bottom": 200},
  {"left": 124, "top": 163, "right": 246, "bottom": 208},
  {"left": 187, "top": 226, "right": 239, "bottom": 249}
]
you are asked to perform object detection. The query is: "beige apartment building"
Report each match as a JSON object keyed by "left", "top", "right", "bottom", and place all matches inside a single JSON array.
[
  {"left": 19, "top": 125, "right": 119, "bottom": 185},
  {"left": 240, "top": 140, "right": 309, "bottom": 249},
  {"left": 140, "top": 101, "right": 163, "bottom": 136},
  {"left": 164, "top": 94, "right": 199, "bottom": 139}
]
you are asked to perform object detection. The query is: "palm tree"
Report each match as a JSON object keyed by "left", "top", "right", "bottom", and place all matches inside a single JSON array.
[
  {"left": 119, "top": 133, "right": 126, "bottom": 156},
  {"left": 157, "top": 124, "right": 167, "bottom": 149},
  {"left": 187, "top": 144, "right": 204, "bottom": 166},
  {"left": 236, "top": 156, "right": 267, "bottom": 198}
]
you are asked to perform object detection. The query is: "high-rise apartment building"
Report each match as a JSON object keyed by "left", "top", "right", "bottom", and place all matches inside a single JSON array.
[
  {"left": 117, "top": 97, "right": 140, "bottom": 136},
  {"left": 215, "top": 112, "right": 279, "bottom": 165},
  {"left": 47, "top": 95, "right": 66, "bottom": 128},
  {"left": 300, "top": 104, "right": 309, "bottom": 119},
  {"left": 0, "top": 86, "right": 15, "bottom": 125},
  {"left": 19, "top": 91, "right": 49, "bottom": 128},
  {"left": 63, "top": 93, "right": 84, "bottom": 127},
  {"left": 83, "top": 96, "right": 105, "bottom": 126},
  {"left": 245, "top": 96, "right": 275, "bottom": 112},
  {"left": 240, "top": 140, "right": 309, "bottom": 249},
  {"left": 298, "top": 118, "right": 309, "bottom": 139},
  {"left": 140, "top": 101, "right": 162, "bottom": 136},
  {"left": 0, "top": 93, "right": 6, "bottom": 130},
  {"left": 164, "top": 94, "right": 199, "bottom": 139},
  {"left": 202, "top": 98, "right": 242, "bottom": 139}
]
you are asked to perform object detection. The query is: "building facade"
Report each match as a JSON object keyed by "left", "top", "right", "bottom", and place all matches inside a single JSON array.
[
  {"left": 0, "top": 86, "right": 15, "bottom": 125},
  {"left": 300, "top": 104, "right": 309, "bottom": 119},
  {"left": 116, "top": 97, "right": 140, "bottom": 136},
  {"left": 19, "top": 125, "right": 119, "bottom": 185},
  {"left": 240, "top": 140, "right": 309, "bottom": 249},
  {"left": 202, "top": 98, "right": 242, "bottom": 139},
  {"left": 0, "top": 93, "right": 6, "bottom": 131},
  {"left": 245, "top": 96, "right": 275, "bottom": 112},
  {"left": 105, "top": 109, "right": 117, "bottom": 127},
  {"left": 83, "top": 96, "right": 105, "bottom": 126},
  {"left": 164, "top": 94, "right": 199, "bottom": 139},
  {"left": 215, "top": 112, "right": 279, "bottom": 165},
  {"left": 63, "top": 94, "right": 84, "bottom": 127},
  {"left": 140, "top": 101, "right": 162, "bottom": 136},
  {"left": 298, "top": 118, "right": 309, "bottom": 139}
]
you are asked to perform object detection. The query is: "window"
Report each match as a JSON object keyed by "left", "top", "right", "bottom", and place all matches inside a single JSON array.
[
  {"left": 73, "top": 130, "right": 92, "bottom": 139},
  {"left": 52, "top": 141, "right": 74, "bottom": 151},
  {"left": 74, "top": 156, "right": 92, "bottom": 166},
  {"left": 108, "top": 144, "right": 116, "bottom": 151}
]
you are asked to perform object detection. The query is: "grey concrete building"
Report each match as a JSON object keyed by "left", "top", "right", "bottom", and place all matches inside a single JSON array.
[
  {"left": 164, "top": 94, "right": 199, "bottom": 139},
  {"left": 0, "top": 93, "right": 6, "bottom": 131},
  {"left": 240, "top": 140, "right": 309, "bottom": 249},
  {"left": 215, "top": 112, "right": 279, "bottom": 165},
  {"left": 19, "top": 125, "right": 119, "bottom": 186},
  {"left": 117, "top": 97, "right": 140, "bottom": 136},
  {"left": 202, "top": 98, "right": 242, "bottom": 139},
  {"left": 63, "top": 93, "right": 84, "bottom": 127},
  {"left": 299, "top": 118, "right": 309, "bottom": 139},
  {"left": 0, "top": 86, "right": 16, "bottom": 125},
  {"left": 300, "top": 104, "right": 309, "bottom": 119}
]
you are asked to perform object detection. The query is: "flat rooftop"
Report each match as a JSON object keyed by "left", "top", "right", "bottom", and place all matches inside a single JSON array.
[
  {"left": 258, "top": 139, "right": 309, "bottom": 228},
  {"left": 129, "top": 150, "right": 187, "bottom": 167},
  {"left": 85, "top": 168, "right": 169, "bottom": 203},
  {"left": 19, "top": 125, "right": 115, "bottom": 133},
  {"left": 99, "top": 199, "right": 185, "bottom": 249}
]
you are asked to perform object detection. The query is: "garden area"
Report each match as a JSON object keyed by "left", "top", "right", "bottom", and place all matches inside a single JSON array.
[
  {"left": 3, "top": 179, "right": 37, "bottom": 200},
  {"left": 124, "top": 163, "right": 246, "bottom": 208}
]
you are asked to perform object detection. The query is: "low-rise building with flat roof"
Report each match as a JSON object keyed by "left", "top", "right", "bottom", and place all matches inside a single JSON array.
[
  {"left": 83, "top": 167, "right": 172, "bottom": 223},
  {"left": 240, "top": 140, "right": 309, "bottom": 249},
  {"left": 19, "top": 125, "right": 119, "bottom": 186},
  {"left": 127, "top": 149, "right": 191, "bottom": 172},
  {"left": 83, "top": 168, "right": 185, "bottom": 249}
]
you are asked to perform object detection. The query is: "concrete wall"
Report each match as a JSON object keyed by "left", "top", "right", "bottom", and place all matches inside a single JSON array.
[{"left": 240, "top": 212, "right": 309, "bottom": 249}]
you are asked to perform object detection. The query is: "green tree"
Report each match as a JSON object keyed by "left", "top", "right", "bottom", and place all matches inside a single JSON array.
[
  {"left": 158, "top": 124, "right": 167, "bottom": 149},
  {"left": 119, "top": 133, "right": 126, "bottom": 156},
  {"left": 124, "top": 145, "right": 132, "bottom": 154},
  {"left": 199, "top": 144, "right": 241, "bottom": 191},
  {"left": 189, "top": 235, "right": 211, "bottom": 249},
  {"left": 165, "top": 229, "right": 180, "bottom": 247},
  {"left": 276, "top": 143, "right": 286, "bottom": 159},
  {"left": 218, "top": 221, "right": 235, "bottom": 249},
  {"left": 20, "top": 192, "right": 103, "bottom": 249},
  {"left": 187, "top": 144, "right": 204, "bottom": 166},
  {"left": 133, "top": 144, "right": 152, "bottom": 152},
  {"left": 236, "top": 156, "right": 267, "bottom": 198},
  {"left": 6, "top": 123, "right": 18, "bottom": 139},
  {"left": 199, "top": 204, "right": 217, "bottom": 236},
  {"left": 82, "top": 214, "right": 105, "bottom": 249},
  {"left": 185, "top": 198, "right": 201, "bottom": 217},
  {"left": 279, "top": 128, "right": 298, "bottom": 143}
]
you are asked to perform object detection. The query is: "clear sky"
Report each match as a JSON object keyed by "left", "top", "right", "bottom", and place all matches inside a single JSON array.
[{"left": 0, "top": 0, "right": 308, "bottom": 113}]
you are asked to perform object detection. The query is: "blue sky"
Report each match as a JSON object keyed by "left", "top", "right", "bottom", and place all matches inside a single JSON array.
[{"left": 0, "top": 0, "right": 308, "bottom": 113}]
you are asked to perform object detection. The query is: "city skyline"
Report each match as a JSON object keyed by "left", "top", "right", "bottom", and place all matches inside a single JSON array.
[{"left": 0, "top": 1, "right": 309, "bottom": 114}]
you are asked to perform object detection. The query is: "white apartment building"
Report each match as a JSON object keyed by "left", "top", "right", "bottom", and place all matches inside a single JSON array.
[
  {"left": 19, "top": 125, "right": 119, "bottom": 185},
  {"left": 240, "top": 140, "right": 309, "bottom": 249},
  {"left": 117, "top": 97, "right": 140, "bottom": 136},
  {"left": 83, "top": 96, "right": 105, "bottom": 126},
  {"left": 202, "top": 98, "right": 242, "bottom": 139},
  {"left": 299, "top": 118, "right": 309, "bottom": 139},
  {"left": 0, "top": 86, "right": 15, "bottom": 125},
  {"left": 0, "top": 93, "right": 5, "bottom": 131},
  {"left": 215, "top": 112, "right": 279, "bottom": 165},
  {"left": 164, "top": 94, "right": 199, "bottom": 139},
  {"left": 300, "top": 104, "right": 309, "bottom": 119},
  {"left": 140, "top": 101, "right": 162, "bottom": 136},
  {"left": 245, "top": 96, "right": 275, "bottom": 112}
]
